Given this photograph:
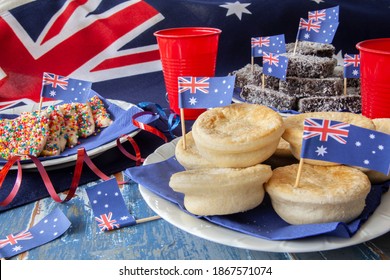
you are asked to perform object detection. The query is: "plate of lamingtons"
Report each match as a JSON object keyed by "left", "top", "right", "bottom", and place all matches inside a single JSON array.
[
  {"left": 132, "top": 103, "right": 390, "bottom": 253},
  {"left": 0, "top": 91, "right": 155, "bottom": 170}
]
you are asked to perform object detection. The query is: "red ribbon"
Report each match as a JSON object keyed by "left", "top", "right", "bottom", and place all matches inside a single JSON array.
[
  {"left": 116, "top": 135, "right": 144, "bottom": 166},
  {"left": 0, "top": 136, "right": 143, "bottom": 207},
  {"left": 0, "top": 156, "right": 22, "bottom": 207},
  {"left": 132, "top": 111, "right": 168, "bottom": 143},
  {"left": 0, "top": 110, "right": 168, "bottom": 208}
]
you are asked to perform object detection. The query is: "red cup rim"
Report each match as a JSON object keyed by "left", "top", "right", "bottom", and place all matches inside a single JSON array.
[
  {"left": 154, "top": 27, "right": 222, "bottom": 38},
  {"left": 356, "top": 38, "right": 390, "bottom": 55}
]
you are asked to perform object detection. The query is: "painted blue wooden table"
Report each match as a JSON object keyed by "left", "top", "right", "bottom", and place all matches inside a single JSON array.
[{"left": 1, "top": 162, "right": 390, "bottom": 260}]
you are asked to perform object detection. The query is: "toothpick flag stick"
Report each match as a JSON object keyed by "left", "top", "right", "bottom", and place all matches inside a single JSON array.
[
  {"left": 251, "top": 56, "right": 254, "bottom": 73},
  {"left": 135, "top": 215, "right": 161, "bottom": 224},
  {"left": 343, "top": 78, "right": 347, "bottom": 95},
  {"left": 38, "top": 96, "right": 43, "bottom": 114},
  {"left": 294, "top": 158, "right": 305, "bottom": 188},
  {"left": 261, "top": 73, "right": 265, "bottom": 90},
  {"left": 293, "top": 39, "right": 299, "bottom": 56},
  {"left": 180, "top": 108, "right": 187, "bottom": 150}
]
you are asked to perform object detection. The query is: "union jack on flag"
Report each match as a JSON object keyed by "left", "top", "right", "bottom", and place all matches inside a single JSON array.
[
  {"left": 308, "top": 6, "right": 339, "bottom": 23},
  {"left": 301, "top": 118, "right": 390, "bottom": 175},
  {"left": 251, "top": 34, "right": 286, "bottom": 57},
  {"left": 251, "top": 37, "right": 270, "bottom": 48},
  {"left": 263, "top": 52, "right": 280, "bottom": 66},
  {"left": 0, "top": 230, "right": 33, "bottom": 248},
  {"left": 95, "top": 212, "right": 120, "bottom": 232},
  {"left": 43, "top": 73, "right": 69, "bottom": 90},
  {"left": 262, "top": 52, "right": 288, "bottom": 80},
  {"left": 303, "top": 118, "right": 350, "bottom": 144},
  {"left": 298, "top": 18, "right": 321, "bottom": 33},
  {"left": 178, "top": 77, "right": 210, "bottom": 94},
  {"left": 308, "top": 9, "right": 326, "bottom": 22},
  {"left": 344, "top": 54, "right": 361, "bottom": 78}
]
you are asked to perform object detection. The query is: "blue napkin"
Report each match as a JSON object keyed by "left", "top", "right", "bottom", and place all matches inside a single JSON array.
[{"left": 125, "top": 156, "right": 389, "bottom": 241}]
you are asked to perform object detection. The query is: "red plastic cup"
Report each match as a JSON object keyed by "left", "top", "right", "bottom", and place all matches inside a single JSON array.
[
  {"left": 356, "top": 38, "right": 390, "bottom": 119},
  {"left": 154, "top": 27, "right": 221, "bottom": 120}
]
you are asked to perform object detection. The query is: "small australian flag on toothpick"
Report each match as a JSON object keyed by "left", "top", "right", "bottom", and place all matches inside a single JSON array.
[
  {"left": 262, "top": 52, "right": 288, "bottom": 80},
  {"left": 297, "top": 6, "right": 339, "bottom": 44},
  {"left": 178, "top": 75, "right": 235, "bottom": 109},
  {"left": 40, "top": 72, "right": 92, "bottom": 103},
  {"left": 251, "top": 34, "right": 286, "bottom": 57},
  {"left": 343, "top": 54, "right": 360, "bottom": 78},
  {"left": 301, "top": 118, "right": 390, "bottom": 175}
]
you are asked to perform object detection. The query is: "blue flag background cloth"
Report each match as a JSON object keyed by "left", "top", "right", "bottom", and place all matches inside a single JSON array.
[
  {"left": 2, "top": 0, "right": 390, "bottom": 105},
  {"left": 125, "top": 156, "right": 389, "bottom": 241}
]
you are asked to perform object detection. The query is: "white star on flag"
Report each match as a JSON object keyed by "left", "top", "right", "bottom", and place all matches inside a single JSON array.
[
  {"left": 189, "top": 97, "right": 197, "bottom": 105},
  {"left": 315, "top": 145, "right": 327, "bottom": 156},
  {"left": 220, "top": 1, "right": 252, "bottom": 20}
]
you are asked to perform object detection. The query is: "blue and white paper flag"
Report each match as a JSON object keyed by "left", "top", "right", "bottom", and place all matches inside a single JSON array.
[
  {"left": 262, "top": 52, "right": 288, "bottom": 80},
  {"left": 251, "top": 34, "right": 286, "bottom": 57},
  {"left": 301, "top": 118, "right": 390, "bottom": 175},
  {"left": 178, "top": 75, "right": 235, "bottom": 109},
  {"left": 86, "top": 178, "right": 136, "bottom": 232},
  {"left": 343, "top": 54, "right": 361, "bottom": 78},
  {"left": 0, "top": 208, "right": 71, "bottom": 259},
  {"left": 41, "top": 72, "right": 92, "bottom": 103}
]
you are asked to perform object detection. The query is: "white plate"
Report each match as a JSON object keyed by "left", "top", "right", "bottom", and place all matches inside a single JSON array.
[
  {"left": 0, "top": 99, "right": 140, "bottom": 170},
  {"left": 139, "top": 138, "right": 390, "bottom": 253}
]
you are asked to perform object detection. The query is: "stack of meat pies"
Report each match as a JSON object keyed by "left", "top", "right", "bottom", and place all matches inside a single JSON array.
[
  {"left": 170, "top": 107, "right": 378, "bottom": 226},
  {"left": 191, "top": 103, "right": 285, "bottom": 168},
  {"left": 170, "top": 103, "right": 283, "bottom": 216}
]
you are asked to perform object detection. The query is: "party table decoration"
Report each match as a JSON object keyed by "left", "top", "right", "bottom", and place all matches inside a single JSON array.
[{"left": 125, "top": 154, "right": 389, "bottom": 241}]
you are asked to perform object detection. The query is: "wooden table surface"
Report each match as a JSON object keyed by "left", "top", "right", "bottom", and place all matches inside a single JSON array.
[{"left": 1, "top": 170, "right": 389, "bottom": 260}]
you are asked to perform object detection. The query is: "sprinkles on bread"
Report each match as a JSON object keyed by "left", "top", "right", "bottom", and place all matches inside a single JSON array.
[{"left": 0, "top": 96, "right": 113, "bottom": 160}]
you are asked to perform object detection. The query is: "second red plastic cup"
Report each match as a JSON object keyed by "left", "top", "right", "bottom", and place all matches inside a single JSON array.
[
  {"left": 356, "top": 38, "right": 390, "bottom": 119},
  {"left": 154, "top": 27, "right": 221, "bottom": 120}
]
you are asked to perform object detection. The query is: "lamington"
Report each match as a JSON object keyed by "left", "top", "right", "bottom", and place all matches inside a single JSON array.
[
  {"left": 279, "top": 76, "right": 344, "bottom": 98},
  {"left": 230, "top": 63, "right": 262, "bottom": 88},
  {"left": 241, "top": 84, "right": 297, "bottom": 111},
  {"left": 283, "top": 53, "right": 337, "bottom": 78},
  {"left": 285, "top": 41, "right": 335, "bottom": 58},
  {"left": 230, "top": 63, "right": 279, "bottom": 90},
  {"left": 298, "top": 94, "right": 361, "bottom": 113}
]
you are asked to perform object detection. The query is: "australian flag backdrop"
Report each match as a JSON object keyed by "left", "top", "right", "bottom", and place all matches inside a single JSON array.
[{"left": 1, "top": 0, "right": 390, "bottom": 107}]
